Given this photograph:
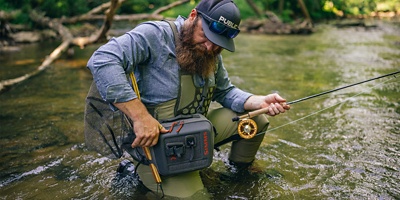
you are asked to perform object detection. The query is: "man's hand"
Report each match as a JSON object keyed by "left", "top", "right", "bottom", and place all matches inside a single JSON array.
[
  {"left": 114, "top": 99, "right": 168, "bottom": 148},
  {"left": 131, "top": 114, "right": 168, "bottom": 148},
  {"left": 244, "top": 93, "right": 291, "bottom": 116}
]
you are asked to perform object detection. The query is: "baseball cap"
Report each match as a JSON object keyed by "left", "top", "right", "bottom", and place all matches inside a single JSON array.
[{"left": 196, "top": 0, "right": 241, "bottom": 52}]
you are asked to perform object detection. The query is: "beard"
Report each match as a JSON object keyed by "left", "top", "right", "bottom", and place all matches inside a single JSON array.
[{"left": 176, "top": 17, "right": 222, "bottom": 78}]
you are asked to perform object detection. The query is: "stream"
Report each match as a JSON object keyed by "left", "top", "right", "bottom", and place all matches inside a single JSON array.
[{"left": 0, "top": 19, "right": 399, "bottom": 199}]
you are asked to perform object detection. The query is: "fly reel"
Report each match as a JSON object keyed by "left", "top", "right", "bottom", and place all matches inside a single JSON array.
[{"left": 237, "top": 118, "right": 258, "bottom": 139}]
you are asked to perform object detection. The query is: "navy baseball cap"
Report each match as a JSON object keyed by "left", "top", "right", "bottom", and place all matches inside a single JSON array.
[{"left": 196, "top": 0, "right": 241, "bottom": 52}]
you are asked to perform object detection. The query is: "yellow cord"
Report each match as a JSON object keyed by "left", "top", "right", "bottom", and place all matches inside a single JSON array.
[
  {"left": 129, "top": 72, "right": 162, "bottom": 185},
  {"left": 129, "top": 72, "right": 141, "bottom": 99}
]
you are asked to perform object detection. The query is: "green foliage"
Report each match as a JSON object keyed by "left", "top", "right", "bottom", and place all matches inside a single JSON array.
[
  {"left": 161, "top": 0, "right": 196, "bottom": 19},
  {"left": 119, "top": 0, "right": 150, "bottom": 14},
  {"left": 377, "top": 0, "right": 400, "bottom": 12},
  {"left": 246, "top": 0, "right": 398, "bottom": 21},
  {"left": 329, "top": 0, "right": 377, "bottom": 16},
  {"left": 280, "top": 9, "right": 294, "bottom": 23},
  {"left": 0, "top": 0, "right": 111, "bottom": 23},
  {"left": 232, "top": 0, "right": 260, "bottom": 19},
  {"left": 1, "top": 0, "right": 399, "bottom": 25},
  {"left": 322, "top": 0, "right": 399, "bottom": 17},
  {"left": 0, "top": 0, "right": 11, "bottom": 11},
  {"left": 118, "top": 0, "right": 183, "bottom": 14},
  {"left": 0, "top": 0, "right": 31, "bottom": 24}
]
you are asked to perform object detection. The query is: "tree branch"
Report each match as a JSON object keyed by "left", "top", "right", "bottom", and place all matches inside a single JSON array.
[{"left": 0, "top": 0, "right": 191, "bottom": 93}]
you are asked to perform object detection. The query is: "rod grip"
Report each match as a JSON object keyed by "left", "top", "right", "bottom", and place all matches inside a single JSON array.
[
  {"left": 232, "top": 102, "right": 288, "bottom": 121},
  {"left": 143, "top": 147, "right": 162, "bottom": 184}
]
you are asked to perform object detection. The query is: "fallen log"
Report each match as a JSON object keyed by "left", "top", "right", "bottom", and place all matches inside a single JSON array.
[
  {"left": 60, "top": 0, "right": 189, "bottom": 24},
  {"left": 0, "top": 0, "right": 191, "bottom": 93},
  {"left": 0, "top": 0, "right": 120, "bottom": 93},
  {"left": 241, "top": 18, "right": 314, "bottom": 35}
]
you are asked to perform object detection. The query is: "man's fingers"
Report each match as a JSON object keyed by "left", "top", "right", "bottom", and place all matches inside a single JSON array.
[
  {"left": 272, "top": 103, "right": 279, "bottom": 114},
  {"left": 131, "top": 138, "right": 140, "bottom": 148},
  {"left": 267, "top": 103, "right": 288, "bottom": 116},
  {"left": 151, "top": 136, "right": 159, "bottom": 146},
  {"left": 160, "top": 127, "right": 169, "bottom": 134},
  {"left": 158, "top": 124, "right": 169, "bottom": 134},
  {"left": 131, "top": 125, "right": 162, "bottom": 148},
  {"left": 276, "top": 103, "right": 286, "bottom": 113},
  {"left": 268, "top": 104, "right": 276, "bottom": 116},
  {"left": 132, "top": 136, "right": 153, "bottom": 148}
]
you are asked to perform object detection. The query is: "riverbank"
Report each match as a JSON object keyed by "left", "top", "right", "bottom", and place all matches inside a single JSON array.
[
  {"left": 1, "top": 13, "right": 399, "bottom": 52},
  {"left": 1, "top": 18, "right": 399, "bottom": 199}
]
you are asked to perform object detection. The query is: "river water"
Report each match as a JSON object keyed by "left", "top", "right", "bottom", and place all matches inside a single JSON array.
[{"left": 0, "top": 20, "right": 399, "bottom": 199}]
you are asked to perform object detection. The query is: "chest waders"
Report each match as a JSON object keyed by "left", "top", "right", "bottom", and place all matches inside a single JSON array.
[
  {"left": 127, "top": 72, "right": 216, "bottom": 199},
  {"left": 84, "top": 20, "right": 270, "bottom": 198},
  {"left": 142, "top": 20, "right": 215, "bottom": 120},
  {"left": 127, "top": 19, "right": 216, "bottom": 164},
  {"left": 175, "top": 73, "right": 215, "bottom": 116},
  {"left": 122, "top": 21, "right": 217, "bottom": 198},
  {"left": 165, "top": 20, "right": 216, "bottom": 118}
]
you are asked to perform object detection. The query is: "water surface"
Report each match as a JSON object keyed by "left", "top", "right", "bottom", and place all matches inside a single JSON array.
[{"left": 0, "top": 20, "right": 399, "bottom": 199}]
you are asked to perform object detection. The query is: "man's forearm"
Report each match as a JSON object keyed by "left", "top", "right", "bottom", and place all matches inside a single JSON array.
[
  {"left": 114, "top": 98, "right": 150, "bottom": 122},
  {"left": 243, "top": 95, "right": 265, "bottom": 111}
]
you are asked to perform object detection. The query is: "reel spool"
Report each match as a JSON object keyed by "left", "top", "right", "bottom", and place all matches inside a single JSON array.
[{"left": 237, "top": 118, "right": 258, "bottom": 139}]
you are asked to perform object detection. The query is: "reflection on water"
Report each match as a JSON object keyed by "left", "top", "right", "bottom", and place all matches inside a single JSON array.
[{"left": 0, "top": 20, "right": 399, "bottom": 199}]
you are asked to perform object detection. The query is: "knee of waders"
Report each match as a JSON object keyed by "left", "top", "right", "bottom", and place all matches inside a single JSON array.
[{"left": 228, "top": 114, "right": 269, "bottom": 164}]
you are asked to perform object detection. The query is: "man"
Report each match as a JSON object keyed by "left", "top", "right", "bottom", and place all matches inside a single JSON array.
[{"left": 85, "top": 0, "right": 290, "bottom": 198}]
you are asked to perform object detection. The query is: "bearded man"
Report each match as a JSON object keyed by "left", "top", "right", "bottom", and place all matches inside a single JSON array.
[{"left": 85, "top": 0, "right": 290, "bottom": 198}]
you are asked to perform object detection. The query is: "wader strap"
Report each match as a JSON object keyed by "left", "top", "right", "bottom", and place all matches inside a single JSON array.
[
  {"left": 164, "top": 20, "right": 179, "bottom": 45},
  {"left": 213, "top": 134, "right": 241, "bottom": 150}
]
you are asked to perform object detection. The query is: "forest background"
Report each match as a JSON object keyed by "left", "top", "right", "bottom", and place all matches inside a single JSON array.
[
  {"left": 1, "top": 0, "right": 399, "bottom": 29},
  {"left": 0, "top": 0, "right": 400, "bottom": 23},
  {"left": 0, "top": 0, "right": 399, "bottom": 92},
  {"left": 1, "top": 0, "right": 399, "bottom": 45}
]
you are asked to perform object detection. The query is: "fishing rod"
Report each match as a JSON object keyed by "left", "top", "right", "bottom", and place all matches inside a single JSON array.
[
  {"left": 232, "top": 70, "right": 400, "bottom": 139},
  {"left": 286, "top": 70, "right": 400, "bottom": 105}
]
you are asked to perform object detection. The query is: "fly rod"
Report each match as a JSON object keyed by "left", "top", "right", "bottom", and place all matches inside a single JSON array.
[
  {"left": 233, "top": 69, "right": 400, "bottom": 122},
  {"left": 286, "top": 70, "right": 400, "bottom": 105},
  {"left": 232, "top": 70, "right": 400, "bottom": 139}
]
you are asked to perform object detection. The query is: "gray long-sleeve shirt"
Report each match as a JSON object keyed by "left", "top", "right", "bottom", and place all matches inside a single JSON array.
[{"left": 87, "top": 16, "right": 252, "bottom": 113}]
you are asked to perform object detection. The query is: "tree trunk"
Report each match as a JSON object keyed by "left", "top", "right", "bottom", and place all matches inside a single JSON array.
[
  {"left": 245, "top": 0, "right": 263, "bottom": 18},
  {"left": 94, "top": 0, "right": 121, "bottom": 43},
  {"left": 298, "top": 0, "right": 312, "bottom": 24},
  {"left": 278, "top": 0, "right": 284, "bottom": 14}
]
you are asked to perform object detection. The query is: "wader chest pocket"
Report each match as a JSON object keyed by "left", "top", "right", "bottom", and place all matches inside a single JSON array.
[{"left": 151, "top": 114, "right": 214, "bottom": 176}]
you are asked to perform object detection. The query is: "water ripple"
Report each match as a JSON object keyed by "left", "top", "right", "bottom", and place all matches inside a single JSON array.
[{"left": 0, "top": 158, "right": 63, "bottom": 188}]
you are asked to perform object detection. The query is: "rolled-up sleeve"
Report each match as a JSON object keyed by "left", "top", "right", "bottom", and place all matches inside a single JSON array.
[
  {"left": 213, "top": 56, "right": 253, "bottom": 113},
  {"left": 87, "top": 22, "right": 160, "bottom": 103},
  {"left": 87, "top": 41, "right": 137, "bottom": 103}
]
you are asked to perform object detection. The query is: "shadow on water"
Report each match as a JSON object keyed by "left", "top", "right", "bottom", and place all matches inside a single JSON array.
[{"left": 0, "top": 20, "right": 399, "bottom": 199}]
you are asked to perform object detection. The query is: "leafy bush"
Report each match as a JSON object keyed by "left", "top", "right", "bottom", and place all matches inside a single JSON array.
[{"left": 1, "top": 0, "right": 398, "bottom": 25}]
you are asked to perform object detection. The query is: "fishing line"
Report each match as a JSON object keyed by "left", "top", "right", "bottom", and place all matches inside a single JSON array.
[
  {"left": 232, "top": 70, "right": 400, "bottom": 122},
  {"left": 216, "top": 71, "right": 399, "bottom": 147},
  {"left": 286, "top": 70, "right": 400, "bottom": 105},
  {"left": 263, "top": 73, "right": 399, "bottom": 134}
]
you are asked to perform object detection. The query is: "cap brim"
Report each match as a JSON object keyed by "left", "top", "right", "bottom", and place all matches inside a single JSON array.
[{"left": 200, "top": 17, "right": 235, "bottom": 52}]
